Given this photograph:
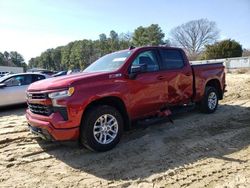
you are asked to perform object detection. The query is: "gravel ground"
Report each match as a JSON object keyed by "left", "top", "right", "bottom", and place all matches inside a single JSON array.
[{"left": 0, "top": 73, "right": 249, "bottom": 188}]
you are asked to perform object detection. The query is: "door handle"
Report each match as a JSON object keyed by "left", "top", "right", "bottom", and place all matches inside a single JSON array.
[{"left": 157, "top": 75, "right": 165, "bottom": 80}]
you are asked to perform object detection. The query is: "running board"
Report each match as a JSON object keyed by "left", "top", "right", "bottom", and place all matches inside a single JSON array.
[
  {"left": 169, "top": 103, "right": 196, "bottom": 115},
  {"left": 137, "top": 103, "right": 196, "bottom": 126}
]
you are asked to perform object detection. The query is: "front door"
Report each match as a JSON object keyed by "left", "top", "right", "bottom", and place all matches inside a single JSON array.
[{"left": 127, "top": 50, "right": 167, "bottom": 118}]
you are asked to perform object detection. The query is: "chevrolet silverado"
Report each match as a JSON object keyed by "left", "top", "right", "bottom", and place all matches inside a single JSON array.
[{"left": 26, "top": 46, "right": 226, "bottom": 151}]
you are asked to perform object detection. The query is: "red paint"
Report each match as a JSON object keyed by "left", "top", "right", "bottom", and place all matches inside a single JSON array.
[
  {"left": 26, "top": 46, "right": 226, "bottom": 141},
  {"left": 26, "top": 110, "right": 79, "bottom": 140}
]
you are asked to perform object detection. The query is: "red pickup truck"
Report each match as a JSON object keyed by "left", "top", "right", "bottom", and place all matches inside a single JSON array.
[{"left": 26, "top": 46, "right": 226, "bottom": 151}]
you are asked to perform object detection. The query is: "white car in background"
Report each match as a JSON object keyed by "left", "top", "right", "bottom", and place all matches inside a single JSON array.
[{"left": 0, "top": 73, "right": 49, "bottom": 107}]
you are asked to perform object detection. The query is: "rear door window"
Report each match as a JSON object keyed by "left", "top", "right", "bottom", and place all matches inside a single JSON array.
[
  {"left": 159, "top": 49, "right": 185, "bottom": 70},
  {"left": 32, "top": 74, "right": 45, "bottom": 82}
]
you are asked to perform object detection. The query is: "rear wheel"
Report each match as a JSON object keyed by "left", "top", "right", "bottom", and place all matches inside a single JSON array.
[
  {"left": 80, "top": 105, "right": 123, "bottom": 152},
  {"left": 199, "top": 86, "right": 218, "bottom": 113}
]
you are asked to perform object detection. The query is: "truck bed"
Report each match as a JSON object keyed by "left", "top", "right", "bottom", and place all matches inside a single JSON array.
[{"left": 191, "top": 62, "right": 225, "bottom": 101}]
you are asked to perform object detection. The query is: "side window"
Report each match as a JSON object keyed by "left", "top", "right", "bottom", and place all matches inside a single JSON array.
[
  {"left": 4, "top": 75, "right": 32, "bottom": 87},
  {"left": 131, "top": 50, "right": 159, "bottom": 72},
  {"left": 4, "top": 77, "right": 20, "bottom": 87},
  {"left": 32, "top": 75, "right": 45, "bottom": 82},
  {"left": 160, "top": 49, "right": 185, "bottom": 70}
]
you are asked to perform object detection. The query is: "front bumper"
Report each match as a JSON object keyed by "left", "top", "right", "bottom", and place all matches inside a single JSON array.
[
  {"left": 28, "top": 124, "right": 52, "bottom": 140},
  {"left": 26, "top": 109, "right": 79, "bottom": 141}
]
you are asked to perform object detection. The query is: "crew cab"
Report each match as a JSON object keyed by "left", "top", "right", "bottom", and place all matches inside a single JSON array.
[{"left": 26, "top": 46, "right": 226, "bottom": 151}]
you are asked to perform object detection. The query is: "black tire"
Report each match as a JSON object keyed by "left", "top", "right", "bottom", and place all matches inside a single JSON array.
[
  {"left": 80, "top": 105, "right": 123, "bottom": 152},
  {"left": 199, "top": 86, "right": 219, "bottom": 113}
]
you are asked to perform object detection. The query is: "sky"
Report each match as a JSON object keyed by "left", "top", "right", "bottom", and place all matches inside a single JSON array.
[{"left": 0, "top": 0, "right": 250, "bottom": 62}]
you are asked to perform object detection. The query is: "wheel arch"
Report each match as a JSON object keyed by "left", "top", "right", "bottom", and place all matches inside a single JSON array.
[
  {"left": 205, "top": 79, "right": 223, "bottom": 99},
  {"left": 82, "top": 96, "right": 131, "bottom": 130}
]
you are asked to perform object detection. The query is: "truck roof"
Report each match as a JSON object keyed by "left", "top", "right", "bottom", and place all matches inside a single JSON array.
[{"left": 129, "top": 46, "right": 184, "bottom": 51}]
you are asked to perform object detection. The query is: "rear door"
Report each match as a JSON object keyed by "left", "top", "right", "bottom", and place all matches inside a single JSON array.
[
  {"left": 127, "top": 50, "right": 167, "bottom": 118},
  {"left": 32, "top": 74, "right": 46, "bottom": 82},
  {"left": 158, "top": 49, "right": 193, "bottom": 105}
]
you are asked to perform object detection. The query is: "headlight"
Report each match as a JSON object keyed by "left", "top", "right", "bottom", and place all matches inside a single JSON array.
[{"left": 48, "top": 87, "right": 75, "bottom": 99}]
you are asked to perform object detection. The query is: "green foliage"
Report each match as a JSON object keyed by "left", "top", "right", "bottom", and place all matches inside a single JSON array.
[
  {"left": 0, "top": 52, "right": 4, "bottom": 66},
  {"left": 2, "top": 23, "right": 245, "bottom": 71},
  {"left": 132, "top": 24, "right": 165, "bottom": 46},
  {"left": 0, "top": 51, "right": 27, "bottom": 71},
  {"left": 203, "top": 39, "right": 243, "bottom": 59},
  {"left": 28, "top": 30, "right": 133, "bottom": 71},
  {"left": 27, "top": 26, "right": 167, "bottom": 71}
]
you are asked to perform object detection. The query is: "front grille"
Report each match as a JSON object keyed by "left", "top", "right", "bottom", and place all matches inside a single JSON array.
[
  {"left": 28, "top": 93, "right": 48, "bottom": 99},
  {"left": 28, "top": 103, "right": 52, "bottom": 116}
]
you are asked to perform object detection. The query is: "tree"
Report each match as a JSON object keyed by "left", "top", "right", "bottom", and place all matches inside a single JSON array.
[
  {"left": 3, "top": 51, "right": 10, "bottom": 61},
  {"left": 132, "top": 26, "right": 146, "bottom": 46},
  {"left": 28, "top": 58, "right": 37, "bottom": 68},
  {"left": 109, "top": 30, "right": 119, "bottom": 52},
  {"left": 9, "top": 51, "right": 25, "bottom": 66},
  {"left": 147, "top": 24, "right": 165, "bottom": 45},
  {"left": 99, "top": 33, "right": 107, "bottom": 41},
  {"left": 9, "top": 51, "right": 27, "bottom": 71},
  {"left": 3, "top": 51, "right": 15, "bottom": 66},
  {"left": 61, "top": 42, "right": 74, "bottom": 69},
  {"left": 0, "top": 52, "right": 4, "bottom": 65},
  {"left": 203, "top": 39, "right": 243, "bottom": 59},
  {"left": 51, "top": 47, "right": 62, "bottom": 70},
  {"left": 0, "top": 51, "right": 26, "bottom": 70},
  {"left": 98, "top": 33, "right": 109, "bottom": 56},
  {"left": 171, "top": 19, "right": 219, "bottom": 59},
  {"left": 69, "top": 40, "right": 95, "bottom": 70},
  {"left": 110, "top": 30, "right": 118, "bottom": 41},
  {"left": 27, "top": 27, "right": 164, "bottom": 71},
  {"left": 132, "top": 24, "right": 165, "bottom": 46}
]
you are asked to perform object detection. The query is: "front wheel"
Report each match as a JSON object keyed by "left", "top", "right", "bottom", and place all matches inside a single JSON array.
[
  {"left": 199, "top": 86, "right": 219, "bottom": 113},
  {"left": 80, "top": 105, "right": 123, "bottom": 152}
]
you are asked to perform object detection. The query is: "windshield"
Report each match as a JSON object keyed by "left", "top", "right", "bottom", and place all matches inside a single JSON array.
[{"left": 84, "top": 50, "right": 132, "bottom": 73}]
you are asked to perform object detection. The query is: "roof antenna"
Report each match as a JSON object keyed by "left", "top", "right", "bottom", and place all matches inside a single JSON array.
[{"left": 129, "top": 46, "right": 135, "bottom": 50}]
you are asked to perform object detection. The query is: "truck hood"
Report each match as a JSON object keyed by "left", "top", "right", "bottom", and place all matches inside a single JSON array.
[{"left": 28, "top": 72, "right": 106, "bottom": 91}]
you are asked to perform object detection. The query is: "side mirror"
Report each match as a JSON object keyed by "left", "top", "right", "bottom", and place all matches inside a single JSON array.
[
  {"left": 0, "top": 83, "right": 6, "bottom": 89},
  {"left": 129, "top": 64, "right": 147, "bottom": 79}
]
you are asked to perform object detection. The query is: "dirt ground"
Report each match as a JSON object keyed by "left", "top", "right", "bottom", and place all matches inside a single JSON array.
[{"left": 0, "top": 73, "right": 250, "bottom": 188}]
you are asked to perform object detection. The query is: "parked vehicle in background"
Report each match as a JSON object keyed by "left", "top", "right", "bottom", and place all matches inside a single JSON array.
[
  {"left": 0, "top": 73, "right": 49, "bottom": 107},
  {"left": 52, "top": 71, "right": 67, "bottom": 77},
  {"left": 0, "top": 66, "right": 24, "bottom": 77},
  {"left": 0, "top": 71, "right": 10, "bottom": 77},
  {"left": 67, "top": 69, "right": 81, "bottom": 75},
  {"left": 26, "top": 46, "right": 226, "bottom": 152},
  {"left": 27, "top": 68, "right": 55, "bottom": 76},
  {"left": 38, "top": 70, "right": 55, "bottom": 76}
]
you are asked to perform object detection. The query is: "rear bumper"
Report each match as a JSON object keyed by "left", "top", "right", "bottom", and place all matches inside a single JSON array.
[{"left": 26, "top": 110, "right": 79, "bottom": 141}]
